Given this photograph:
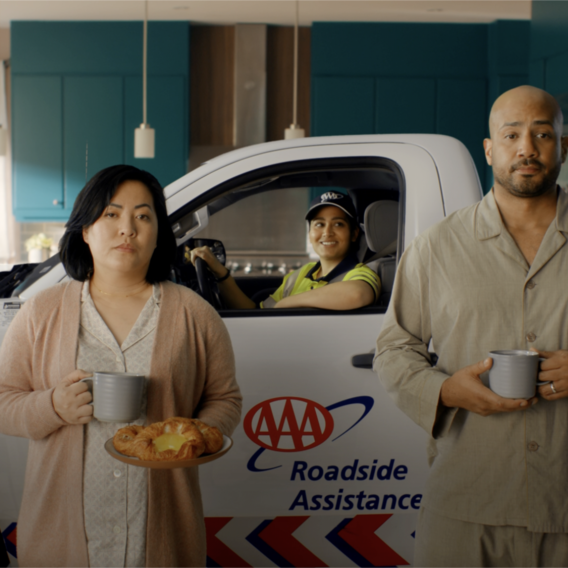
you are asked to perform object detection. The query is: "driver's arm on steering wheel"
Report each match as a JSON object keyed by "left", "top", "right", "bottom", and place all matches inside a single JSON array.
[{"left": 190, "top": 246, "right": 256, "bottom": 309}]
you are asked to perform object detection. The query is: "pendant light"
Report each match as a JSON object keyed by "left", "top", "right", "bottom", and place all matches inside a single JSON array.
[
  {"left": 284, "top": 0, "right": 305, "bottom": 140},
  {"left": 134, "top": 0, "right": 155, "bottom": 158}
]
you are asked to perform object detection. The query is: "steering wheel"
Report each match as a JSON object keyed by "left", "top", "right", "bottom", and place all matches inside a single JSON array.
[{"left": 194, "top": 240, "right": 223, "bottom": 310}]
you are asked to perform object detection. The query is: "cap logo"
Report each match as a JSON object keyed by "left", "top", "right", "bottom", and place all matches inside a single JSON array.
[{"left": 320, "top": 192, "right": 343, "bottom": 202}]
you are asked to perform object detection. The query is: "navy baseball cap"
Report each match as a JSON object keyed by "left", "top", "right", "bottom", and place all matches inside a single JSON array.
[{"left": 305, "top": 192, "right": 356, "bottom": 221}]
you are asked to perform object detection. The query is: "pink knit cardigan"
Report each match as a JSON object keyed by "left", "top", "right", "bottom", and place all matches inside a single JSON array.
[{"left": 0, "top": 280, "right": 242, "bottom": 567}]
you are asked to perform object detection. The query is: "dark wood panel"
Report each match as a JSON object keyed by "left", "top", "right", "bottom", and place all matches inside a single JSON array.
[
  {"left": 190, "top": 25, "right": 234, "bottom": 146},
  {"left": 266, "top": 26, "right": 311, "bottom": 142}
]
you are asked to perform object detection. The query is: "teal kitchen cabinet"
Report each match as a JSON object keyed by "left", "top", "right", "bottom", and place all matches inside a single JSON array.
[
  {"left": 12, "top": 76, "right": 124, "bottom": 221},
  {"left": 310, "top": 21, "right": 529, "bottom": 192},
  {"left": 436, "top": 78, "right": 487, "bottom": 178},
  {"left": 11, "top": 22, "right": 189, "bottom": 222},
  {"left": 312, "top": 77, "right": 375, "bottom": 136},
  {"left": 64, "top": 77, "right": 124, "bottom": 217},
  {"left": 12, "top": 76, "right": 64, "bottom": 219},
  {"left": 375, "top": 78, "right": 436, "bottom": 134}
]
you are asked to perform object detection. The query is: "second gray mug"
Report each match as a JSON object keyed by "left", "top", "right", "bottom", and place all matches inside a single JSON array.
[{"left": 488, "top": 350, "right": 549, "bottom": 399}]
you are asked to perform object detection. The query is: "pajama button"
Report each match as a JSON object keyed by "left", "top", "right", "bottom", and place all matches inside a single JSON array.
[
  {"left": 528, "top": 441, "right": 539, "bottom": 452},
  {"left": 113, "top": 526, "right": 121, "bottom": 534},
  {"left": 526, "top": 332, "right": 536, "bottom": 342},
  {"left": 526, "top": 281, "right": 536, "bottom": 290},
  {"left": 113, "top": 470, "right": 122, "bottom": 478}
]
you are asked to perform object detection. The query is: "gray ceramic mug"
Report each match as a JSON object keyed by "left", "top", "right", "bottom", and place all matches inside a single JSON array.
[
  {"left": 488, "top": 350, "right": 549, "bottom": 399},
  {"left": 82, "top": 372, "right": 145, "bottom": 422}
]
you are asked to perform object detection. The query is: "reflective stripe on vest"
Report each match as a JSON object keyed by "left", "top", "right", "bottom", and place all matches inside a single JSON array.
[{"left": 262, "top": 265, "right": 349, "bottom": 308}]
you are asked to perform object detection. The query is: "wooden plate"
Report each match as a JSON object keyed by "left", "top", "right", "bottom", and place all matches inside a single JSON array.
[{"left": 104, "top": 435, "right": 233, "bottom": 469}]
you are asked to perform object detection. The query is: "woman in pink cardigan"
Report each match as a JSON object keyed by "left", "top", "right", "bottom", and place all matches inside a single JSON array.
[{"left": 0, "top": 165, "right": 242, "bottom": 567}]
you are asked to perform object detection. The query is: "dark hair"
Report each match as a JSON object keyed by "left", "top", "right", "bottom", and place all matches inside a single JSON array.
[{"left": 59, "top": 165, "right": 176, "bottom": 283}]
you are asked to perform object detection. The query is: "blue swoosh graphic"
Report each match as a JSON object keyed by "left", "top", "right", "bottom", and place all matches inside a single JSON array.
[
  {"left": 326, "top": 396, "right": 374, "bottom": 442},
  {"left": 246, "top": 446, "right": 282, "bottom": 472}
]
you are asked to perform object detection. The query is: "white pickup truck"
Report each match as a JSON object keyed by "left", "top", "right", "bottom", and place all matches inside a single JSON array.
[{"left": 0, "top": 134, "right": 482, "bottom": 567}]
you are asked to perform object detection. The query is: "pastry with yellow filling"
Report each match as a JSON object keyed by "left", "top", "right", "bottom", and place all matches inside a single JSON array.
[
  {"left": 113, "top": 425, "right": 145, "bottom": 457},
  {"left": 113, "top": 417, "right": 223, "bottom": 461}
]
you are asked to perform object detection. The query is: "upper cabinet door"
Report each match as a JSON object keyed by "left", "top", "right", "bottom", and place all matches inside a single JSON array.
[
  {"left": 12, "top": 76, "right": 64, "bottom": 216},
  {"left": 311, "top": 77, "right": 375, "bottom": 136},
  {"left": 63, "top": 76, "right": 124, "bottom": 213}
]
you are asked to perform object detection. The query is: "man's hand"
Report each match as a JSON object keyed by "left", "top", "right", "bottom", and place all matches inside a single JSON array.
[
  {"left": 52, "top": 369, "right": 94, "bottom": 425},
  {"left": 533, "top": 348, "right": 568, "bottom": 401},
  {"left": 440, "top": 358, "right": 537, "bottom": 416}
]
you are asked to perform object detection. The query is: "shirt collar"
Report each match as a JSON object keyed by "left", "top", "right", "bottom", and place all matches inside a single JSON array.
[
  {"left": 82, "top": 279, "right": 161, "bottom": 304},
  {"left": 306, "top": 253, "right": 359, "bottom": 282},
  {"left": 475, "top": 185, "right": 568, "bottom": 241}
]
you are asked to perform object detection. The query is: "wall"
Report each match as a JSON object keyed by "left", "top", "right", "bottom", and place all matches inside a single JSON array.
[
  {"left": 189, "top": 24, "right": 311, "bottom": 172},
  {"left": 0, "top": 29, "right": 9, "bottom": 61},
  {"left": 266, "top": 26, "right": 311, "bottom": 142},
  {"left": 189, "top": 25, "right": 312, "bottom": 260},
  {"left": 310, "top": 21, "right": 530, "bottom": 192}
]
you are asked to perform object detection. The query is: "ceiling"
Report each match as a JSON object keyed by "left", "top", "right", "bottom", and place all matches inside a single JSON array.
[{"left": 0, "top": 1, "right": 531, "bottom": 29}]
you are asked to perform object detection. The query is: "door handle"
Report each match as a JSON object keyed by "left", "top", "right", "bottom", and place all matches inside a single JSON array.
[{"left": 351, "top": 353, "right": 375, "bottom": 369}]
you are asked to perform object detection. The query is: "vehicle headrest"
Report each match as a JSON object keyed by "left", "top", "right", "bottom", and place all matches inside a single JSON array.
[{"left": 364, "top": 200, "right": 398, "bottom": 256}]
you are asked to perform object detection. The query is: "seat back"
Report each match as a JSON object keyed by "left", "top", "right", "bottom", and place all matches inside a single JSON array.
[
  {"left": 363, "top": 200, "right": 399, "bottom": 304},
  {"left": 364, "top": 200, "right": 398, "bottom": 257}
]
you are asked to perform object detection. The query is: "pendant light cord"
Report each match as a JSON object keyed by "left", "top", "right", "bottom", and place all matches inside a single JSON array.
[
  {"left": 292, "top": 0, "right": 299, "bottom": 127},
  {"left": 143, "top": 0, "right": 148, "bottom": 126}
]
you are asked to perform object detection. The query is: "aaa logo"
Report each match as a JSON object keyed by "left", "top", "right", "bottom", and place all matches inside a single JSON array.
[{"left": 244, "top": 397, "right": 334, "bottom": 452}]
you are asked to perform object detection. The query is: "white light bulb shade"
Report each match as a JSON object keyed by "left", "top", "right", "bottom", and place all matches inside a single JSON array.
[
  {"left": 134, "top": 124, "right": 155, "bottom": 158},
  {"left": 0, "top": 126, "right": 8, "bottom": 156},
  {"left": 284, "top": 125, "right": 305, "bottom": 140}
]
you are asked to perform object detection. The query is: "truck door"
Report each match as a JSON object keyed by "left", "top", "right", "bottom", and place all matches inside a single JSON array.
[{"left": 170, "top": 141, "right": 446, "bottom": 567}]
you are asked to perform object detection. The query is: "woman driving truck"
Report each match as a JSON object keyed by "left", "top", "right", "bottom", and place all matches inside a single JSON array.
[{"left": 190, "top": 192, "right": 380, "bottom": 310}]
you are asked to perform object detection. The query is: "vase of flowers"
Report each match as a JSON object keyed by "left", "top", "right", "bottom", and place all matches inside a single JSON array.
[{"left": 26, "top": 233, "right": 53, "bottom": 263}]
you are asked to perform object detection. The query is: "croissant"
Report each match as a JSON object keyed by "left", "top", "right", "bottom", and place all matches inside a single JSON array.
[
  {"left": 113, "top": 417, "right": 223, "bottom": 461},
  {"left": 191, "top": 419, "right": 224, "bottom": 454}
]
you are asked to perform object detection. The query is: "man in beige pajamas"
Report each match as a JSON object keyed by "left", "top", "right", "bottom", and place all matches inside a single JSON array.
[{"left": 375, "top": 85, "right": 568, "bottom": 567}]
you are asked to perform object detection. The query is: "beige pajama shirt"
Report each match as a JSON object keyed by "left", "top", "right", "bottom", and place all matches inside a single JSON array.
[{"left": 375, "top": 188, "right": 568, "bottom": 564}]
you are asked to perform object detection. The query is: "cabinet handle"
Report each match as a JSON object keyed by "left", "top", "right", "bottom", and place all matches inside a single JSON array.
[{"left": 53, "top": 199, "right": 60, "bottom": 206}]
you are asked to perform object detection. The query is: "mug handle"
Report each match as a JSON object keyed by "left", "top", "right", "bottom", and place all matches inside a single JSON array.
[
  {"left": 80, "top": 377, "right": 94, "bottom": 405},
  {"left": 536, "top": 357, "right": 550, "bottom": 386}
]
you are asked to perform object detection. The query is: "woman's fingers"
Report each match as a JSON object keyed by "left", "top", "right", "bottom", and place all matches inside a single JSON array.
[
  {"left": 52, "top": 369, "right": 94, "bottom": 424},
  {"left": 62, "top": 368, "right": 92, "bottom": 386},
  {"left": 76, "top": 389, "right": 93, "bottom": 406},
  {"left": 189, "top": 246, "right": 211, "bottom": 265},
  {"left": 189, "top": 246, "right": 226, "bottom": 277}
]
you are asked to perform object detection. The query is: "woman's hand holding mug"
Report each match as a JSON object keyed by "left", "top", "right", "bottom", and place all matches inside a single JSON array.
[{"left": 52, "top": 369, "right": 94, "bottom": 424}]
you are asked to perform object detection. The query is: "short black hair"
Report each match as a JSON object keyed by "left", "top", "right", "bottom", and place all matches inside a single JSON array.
[{"left": 59, "top": 165, "right": 176, "bottom": 283}]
